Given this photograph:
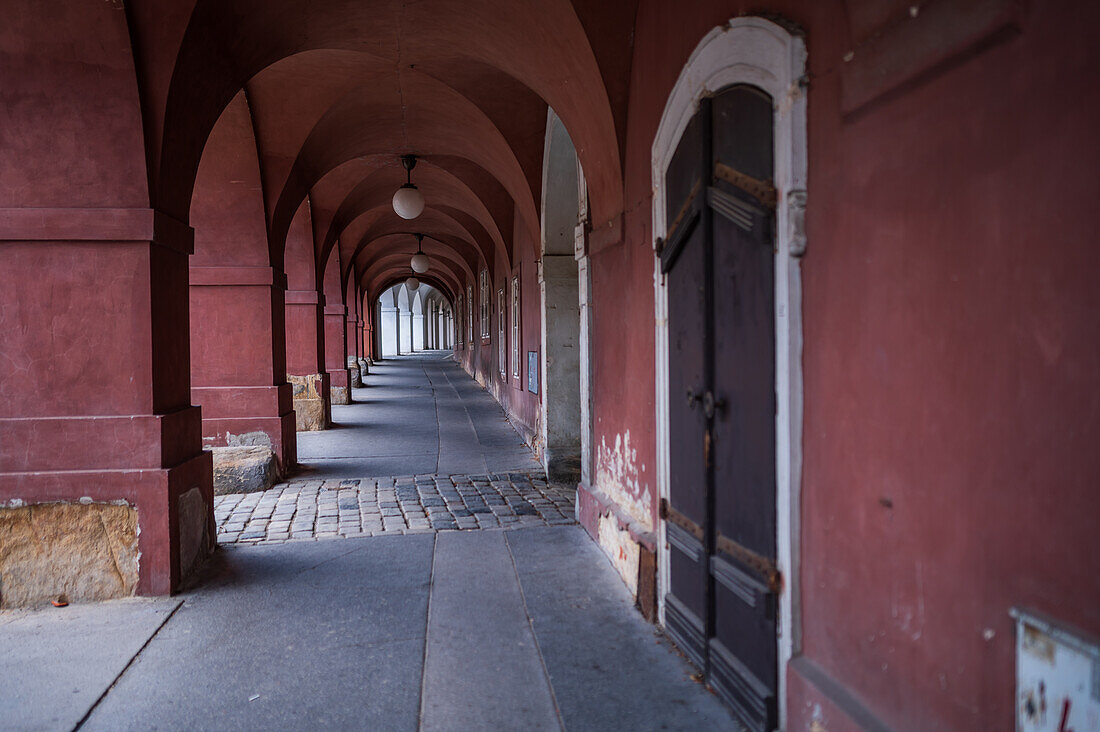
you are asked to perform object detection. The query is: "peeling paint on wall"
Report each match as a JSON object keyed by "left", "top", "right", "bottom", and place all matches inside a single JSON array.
[
  {"left": 598, "top": 513, "right": 639, "bottom": 598},
  {"left": 595, "top": 430, "right": 652, "bottom": 531}
]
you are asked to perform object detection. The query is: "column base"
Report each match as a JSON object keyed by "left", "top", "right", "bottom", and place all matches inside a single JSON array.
[
  {"left": 348, "top": 356, "right": 362, "bottom": 388},
  {"left": 328, "top": 368, "right": 351, "bottom": 405},
  {"left": 0, "top": 501, "right": 139, "bottom": 608},
  {"left": 0, "top": 449, "right": 215, "bottom": 605},
  {"left": 193, "top": 385, "right": 297, "bottom": 475},
  {"left": 288, "top": 373, "right": 330, "bottom": 431},
  {"left": 543, "top": 447, "right": 582, "bottom": 484}
]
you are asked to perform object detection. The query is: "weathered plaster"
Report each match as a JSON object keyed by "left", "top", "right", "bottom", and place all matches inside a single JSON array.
[
  {"left": 598, "top": 513, "right": 640, "bottom": 598},
  {"left": 595, "top": 431, "right": 652, "bottom": 532}
]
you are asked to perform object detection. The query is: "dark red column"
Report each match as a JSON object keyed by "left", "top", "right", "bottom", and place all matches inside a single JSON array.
[
  {"left": 284, "top": 202, "right": 329, "bottom": 430},
  {"left": 0, "top": 3, "right": 212, "bottom": 604},
  {"left": 189, "top": 93, "right": 296, "bottom": 475},
  {"left": 0, "top": 211, "right": 214, "bottom": 597},
  {"left": 323, "top": 247, "right": 351, "bottom": 405},
  {"left": 346, "top": 291, "right": 363, "bottom": 388}
]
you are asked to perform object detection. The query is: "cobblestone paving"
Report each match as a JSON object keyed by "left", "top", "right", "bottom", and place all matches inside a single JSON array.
[{"left": 214, "top": 471, "right": 575, "bottom": 544}]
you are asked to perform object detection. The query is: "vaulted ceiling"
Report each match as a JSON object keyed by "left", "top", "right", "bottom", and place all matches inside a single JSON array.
[{"left": 124, "top": 0, "right": 639, "bottom": 305}]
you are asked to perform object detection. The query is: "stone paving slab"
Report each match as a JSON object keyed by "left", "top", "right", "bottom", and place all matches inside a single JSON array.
[
  {"left": 215, "top": 470, "right": 576, "bottom": 544},
  {"left": 3, "top": 527, "right": 736, "bottom": 731},
  {"left": 420, "top": 530, "right": 560, "bottom": 730},
  {"left": 82, "top": 535, "right": 435, "bottom": 731},
  {"left": 0, "top": 598, "right": 182, "bottom": 732}
]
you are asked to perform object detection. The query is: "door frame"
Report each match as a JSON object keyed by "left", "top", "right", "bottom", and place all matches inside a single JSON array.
[{"left": 651, "top": 17, "right": 807, "bottom": 728}]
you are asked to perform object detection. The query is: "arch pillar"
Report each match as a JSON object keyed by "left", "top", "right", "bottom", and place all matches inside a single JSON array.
[
  {"left": 322, "top": 248, "right": 351, "bottom": 405},
  {"left": 189, "top": 92, "right": 296, "bottom": 485},
  {"left": 538, "top": 110, "right": 583, "bottom": 483},
  {"left": 189, "top": 266, "right": 297, "bottom": 480},
  {"left": 412, "top": 293, "right": 426, "bottom": 352},
  {"left": 0, "top": 2, "right": 213, "bottom": 604},
  {"left": 284, "top": 204, "right": 330, "bottom": 431},
  {"left": 381, "top": 287, "right": 401, "bottom": 357},
  {"left": 359, "top": 298, "right": 373, "bottom": 369},
  {"left": 0, "top": 211, "right": 214, "bottom": 600},
  {"left": 346, "top": 314, "right": 362, "bottom": 387},
  {"left": 324, "top": 302, "right": 350, "bottom": 404}
]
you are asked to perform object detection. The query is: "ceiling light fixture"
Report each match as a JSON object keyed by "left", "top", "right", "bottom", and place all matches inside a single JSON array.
[
  {"left": 393, "top": 154, "right": 425, "bottom": 219},
  {"left": 410, "top": 233, "right": 430, "bottom": 274}
]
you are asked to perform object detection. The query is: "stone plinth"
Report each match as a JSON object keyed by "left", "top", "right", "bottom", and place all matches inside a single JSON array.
[
  {"left": 288, "top": 373, "right": 329, "bottom": 431},
  {"left": 331, "top": 386, "right": 350, "bottom": 405},
  {"left": 0, "top": 502, "right": 139, "bottom": 608},
  {"left": 348, "top": 356, "right": 362, "bottom": 388}
]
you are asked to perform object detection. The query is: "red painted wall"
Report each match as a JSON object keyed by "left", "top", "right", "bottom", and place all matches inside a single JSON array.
[
  {"left": 604, "top": 0, "right": 1100, "bottom": 728},
  {"left": 455, "top": 203, "right": 542, "bottom": 445}
]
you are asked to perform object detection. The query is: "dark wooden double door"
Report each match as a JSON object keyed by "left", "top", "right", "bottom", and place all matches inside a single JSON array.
[{"left": 661, "top": 85, "right": 779, "bottom": 731}]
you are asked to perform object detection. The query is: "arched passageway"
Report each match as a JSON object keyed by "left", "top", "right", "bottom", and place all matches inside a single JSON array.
[{"left": 3, "top": 2, "right": 1100, "bottom": 730}]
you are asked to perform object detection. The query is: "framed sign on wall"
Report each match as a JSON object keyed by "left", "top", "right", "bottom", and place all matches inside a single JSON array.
[{"left": 527, "top": 351, "right": 538, "bottom": 394}]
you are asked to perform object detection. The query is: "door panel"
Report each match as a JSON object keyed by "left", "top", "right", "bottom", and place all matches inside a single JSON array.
[
  {"left": 663, "top": 84, "right": 779, "bottom": 731},
  {"left": 710, "top": 198, "right": 777, "bottom": 728},
  {"left": 712, "top": 205, "right": 776, "bottom": 558},
  {"left": 710, "top": 84, "right": 778, "bottom": 731},
  {"left": 664, "top": 107, "right": 709, "bottom": 663}
]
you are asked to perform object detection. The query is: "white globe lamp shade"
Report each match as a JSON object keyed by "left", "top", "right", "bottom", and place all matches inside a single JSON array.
[
  {"left": 392, "top": 185, "right": 425, "bottom": 219},
  {"left": 410, "top": 252, "right": 430, "bottom": 273},
  {"left": 405, "top": 276, "right": 420, "bottom": 291}
]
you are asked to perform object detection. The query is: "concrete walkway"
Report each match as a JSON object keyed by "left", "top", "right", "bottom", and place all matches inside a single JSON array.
[
  {"left": 296, "top": 351, "right": 541, "bottom": 479},
  {"left": 0, "top": 352, "right": 738, "bottom": 730},
  {"left": 2, "top": 528, "right": 737, "bottom": 731}
]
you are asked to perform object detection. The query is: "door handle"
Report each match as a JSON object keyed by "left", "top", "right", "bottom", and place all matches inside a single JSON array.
[
  {"left": 686, "top": 388, "right": 702, "bottom": 409},
  {"left": 704, "top": 391, "right": 725, "bottom": 419}
]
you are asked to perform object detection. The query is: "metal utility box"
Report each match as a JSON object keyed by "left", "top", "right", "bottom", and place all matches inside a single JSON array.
[{"left": 1012, "top": 608, "right": 1100, "bottom": 731}]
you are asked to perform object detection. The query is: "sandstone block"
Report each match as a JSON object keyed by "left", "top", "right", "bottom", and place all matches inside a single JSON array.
[
  {"left": 211, "top": 446, "right": 277, "bottom": 495},
  {"left": 0, "top": 502, "right": 138, "bottom": 608},
  {"left": 288, "top": 373, "right": 328, "bottom": 431},
  {"left": 348, "top": 356, "right": 362, "bottom": 388}
]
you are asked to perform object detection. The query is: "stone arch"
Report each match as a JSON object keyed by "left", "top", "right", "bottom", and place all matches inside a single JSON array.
[{"left": 538, "top": 108, "right": 585, "bottom": 482}]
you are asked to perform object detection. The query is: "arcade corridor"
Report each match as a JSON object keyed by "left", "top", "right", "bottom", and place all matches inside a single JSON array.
[
  {"left": 214, "top": 352, "right": 560, "bottom": 543},
  {"left": 293, "top": 352, "right": 540, "bottom": 481},
  {"left": 3, "top": 1, "right": 1099, "bottom": 729},
  {"left": 2, "top": 354, "right": 737, "bottom": 730}
]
